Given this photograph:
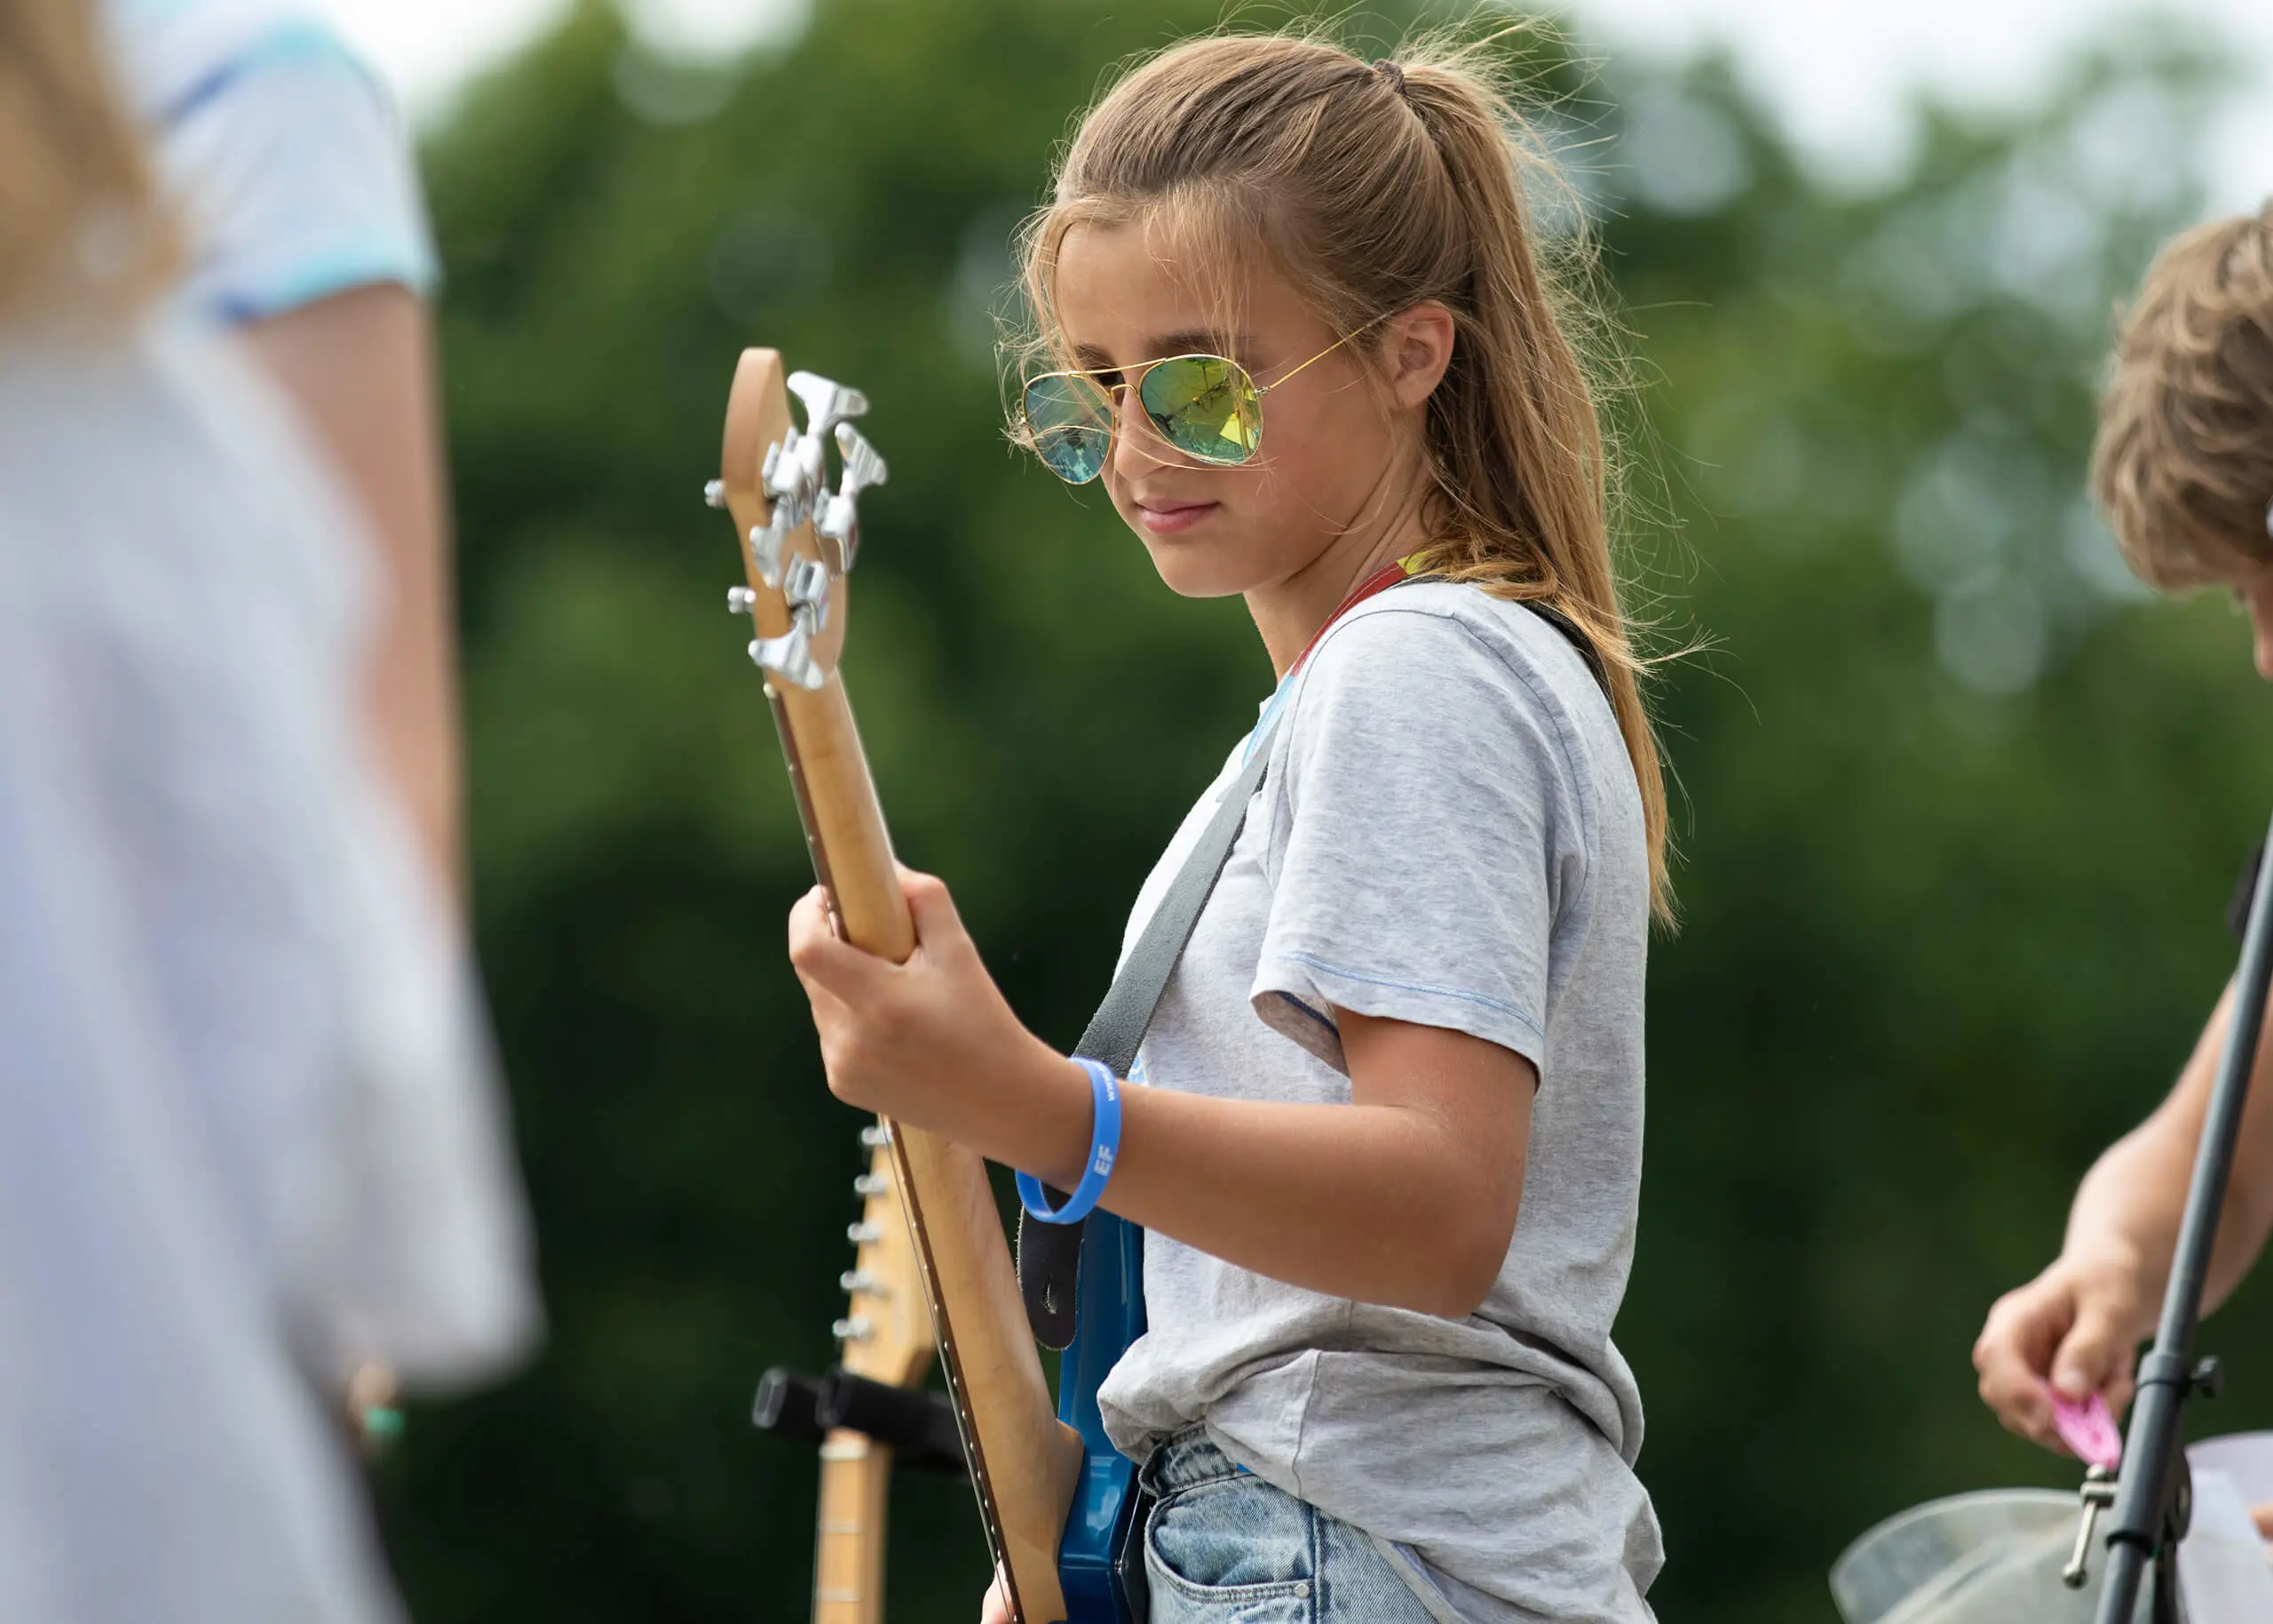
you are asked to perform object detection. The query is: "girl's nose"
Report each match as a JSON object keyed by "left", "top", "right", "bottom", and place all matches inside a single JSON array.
[
  {"left": 1108, "top": 392, "right": 1157, "bottom": 484},
  {"left": 1107, "top": 378, "right": 1205, "bottom": 484}
]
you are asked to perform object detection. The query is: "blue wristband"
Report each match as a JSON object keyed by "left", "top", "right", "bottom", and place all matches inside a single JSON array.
[{"left": 1016, "top": 1057, "right": 1121, "bottom": 1226}]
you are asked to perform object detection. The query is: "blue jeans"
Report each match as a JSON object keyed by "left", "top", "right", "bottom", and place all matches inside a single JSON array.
[{"left": 1139, "top": 1430, "right": 1461, "bottom": 1622}]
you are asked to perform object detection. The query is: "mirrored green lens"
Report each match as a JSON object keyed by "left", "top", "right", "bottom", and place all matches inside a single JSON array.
[
  {"left": 1022, "top": 373, "right": 1113, "bottom": 484},
  {"left": 1139, "top": 356, "right": 1261, "bottom": 464}
]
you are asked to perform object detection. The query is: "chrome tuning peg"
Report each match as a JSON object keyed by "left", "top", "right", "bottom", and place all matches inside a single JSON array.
[
  {"left": 782, "top": 556, "right": 830, "bottom": 625},
  {"left": 750, "top": 624, "right": 821, "bottom": 691},
  {"left": 788, "top": 370, "right": 869, "bottom": 443},
  {"left": 832, "top": 1315, "right": 875, "bottom": 1343},
  {"left": 748, "top": 553, "right": 832, "bottom": 690},
  {"left": 836, "top": 424, "right": 888, "bottom": 493},
  {"left": 726, "top": 585, "right": 756, "bottom": 614},
  {"left": 703, "top": 479, "right": 726, "bottom": 510},
  {"left": 755, "top": 430, "right": 820, "bottom": 590},
  {"left": 814, "top": 424, "right": 889, "bottom": 574},
  {"left": 747, "top": 514, "right": 791, "bottom": 587},
  {"left": 859, "top": 1123, "right": 891, "bottom": 1149},
  {"left": 764, "top": 432, "right": 825, "bottom": 511},
  {"left": 839, "top": 1269, "right": 883, "bottom": 1295},
  {"left": 852, "top": 1170, "right": 890, "bottom": 1197}
]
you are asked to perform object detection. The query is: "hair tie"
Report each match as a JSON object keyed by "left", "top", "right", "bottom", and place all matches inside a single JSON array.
[{"left": 1372, "top": 58, "right": 1410, "bottom": 101}]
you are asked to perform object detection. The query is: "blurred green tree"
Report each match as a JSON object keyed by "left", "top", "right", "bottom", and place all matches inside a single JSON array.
[{"left": 376, "top": 4, "right": 2273, "bottom": 1621}]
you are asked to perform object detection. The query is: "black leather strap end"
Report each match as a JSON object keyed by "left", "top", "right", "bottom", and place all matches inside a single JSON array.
[{"left": 1017, "top": 1204, "right": 1085, "bottom": 1350}]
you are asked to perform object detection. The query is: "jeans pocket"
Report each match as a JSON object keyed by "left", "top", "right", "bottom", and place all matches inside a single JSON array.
[{"left": 1144, "top": 1473, "right": 1315, "bottom": 1618}]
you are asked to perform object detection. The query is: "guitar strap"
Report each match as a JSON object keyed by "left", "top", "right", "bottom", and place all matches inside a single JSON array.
[
  {"left": 1016, "top": 725, "right": 1275, "bottom": 1348},
  {"left": 1015, "top": 593, "right": 1607, "bottom": 1349}
]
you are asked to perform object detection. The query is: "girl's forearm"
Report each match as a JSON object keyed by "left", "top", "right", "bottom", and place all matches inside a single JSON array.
[{"left": 972, "top": 1038, "right": 1517, "bottom": 1318}]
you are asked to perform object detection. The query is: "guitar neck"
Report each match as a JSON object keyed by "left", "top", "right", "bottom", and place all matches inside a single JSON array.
[
  {"left": 768, "top": 672, "right": 1081, "bottom": 1624},
  {"left": 813, "top": 1428, "right": 891, "bottom": 1624}
]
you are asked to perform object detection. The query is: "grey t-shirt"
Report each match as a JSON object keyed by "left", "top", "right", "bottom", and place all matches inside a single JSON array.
[{"left": 1095, "top": 582, "right": 1660, "bottom": 1623}]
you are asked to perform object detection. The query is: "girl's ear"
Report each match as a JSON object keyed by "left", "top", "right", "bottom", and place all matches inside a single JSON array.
[{"left": 1382, "top": 300, "right": 1457, "bottom": 411}]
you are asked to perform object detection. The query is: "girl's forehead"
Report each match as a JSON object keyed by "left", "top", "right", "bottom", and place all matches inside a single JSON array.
[{"left": 1053, "top": 218, "right": 1311, "bottom": 357}]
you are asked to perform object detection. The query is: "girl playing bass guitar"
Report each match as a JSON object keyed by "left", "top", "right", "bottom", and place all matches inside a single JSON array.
[{"left": 788, "top": 27, "right": 1673, "bottom": 1624}]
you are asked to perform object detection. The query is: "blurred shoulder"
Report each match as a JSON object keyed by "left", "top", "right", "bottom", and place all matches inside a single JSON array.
[
  {"left": 107, "top": 0, "right": 382, "bottom": 123},
  {"left": 106, "top": 0, "right": 438, "bottom": 323}
]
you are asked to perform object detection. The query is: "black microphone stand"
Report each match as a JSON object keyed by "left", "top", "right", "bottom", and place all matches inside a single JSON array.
[{"left": 2092, "top": 810, "right": 2273, "bottom": 1624}]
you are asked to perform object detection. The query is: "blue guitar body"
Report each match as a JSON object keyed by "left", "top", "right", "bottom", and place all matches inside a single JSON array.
[{"left": 1051, "top": 1212, "right": 1150, "bottom": 1622}]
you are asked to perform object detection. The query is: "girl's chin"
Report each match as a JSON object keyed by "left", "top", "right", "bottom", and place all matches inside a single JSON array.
[{"left": 1140, "top": 543, "right": 1261, "bottom": 601}]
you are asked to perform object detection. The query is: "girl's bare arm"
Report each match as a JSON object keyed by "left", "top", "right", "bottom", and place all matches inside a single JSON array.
[{"left": 789, "top": 871, "right": 1532, "bottom": 1319}]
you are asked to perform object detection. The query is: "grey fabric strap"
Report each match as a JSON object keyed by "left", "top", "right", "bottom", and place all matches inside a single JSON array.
[
  {"left": 1077, "top": 733, "right": 1278, "bottom": 1077},
  {"left": 1016, "top": 729, "right": 1277, "bottom": 1348}
]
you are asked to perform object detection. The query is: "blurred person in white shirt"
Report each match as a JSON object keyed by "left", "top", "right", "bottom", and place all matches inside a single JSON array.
[
  {"left": 0, "top": 2, "right": 538, "bottom": 1621},
  {"left": 107, "top": 0, "right": 463, "bottom": 893}
]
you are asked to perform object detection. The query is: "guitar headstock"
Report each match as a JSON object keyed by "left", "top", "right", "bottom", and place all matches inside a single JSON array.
[
  {"left": 708, "top": 350, "right": 889, "bottom": 692},
  {"left": 836, "top": 1123, "right": 935, "bottom": 1387}
]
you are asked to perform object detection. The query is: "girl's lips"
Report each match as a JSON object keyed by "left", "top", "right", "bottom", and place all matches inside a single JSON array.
[{"left": 1135, "top": 498, "right": 1219, "bottom": 535}]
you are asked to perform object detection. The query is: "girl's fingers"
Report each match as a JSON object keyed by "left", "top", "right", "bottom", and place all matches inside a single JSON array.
[
  {"left": 788, "top": 884, "right": 833, "bottom": 950},
  {"left": 788, "top": 886, "right": 891, "bottom": 1001},
  {"left": 899, "top": 865, "right": 969, "bottom": 947},
  {"left": 978, "top": 1566, "right": 1012, "bottom": 1624}
]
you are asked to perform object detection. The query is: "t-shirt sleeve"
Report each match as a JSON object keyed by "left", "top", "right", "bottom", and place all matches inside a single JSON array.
[
  {"left": 152, "top": 20, "right": 439, "bottom": 323},
  {"left": 1251, "top": 606, "right": 1589, "bottom": 1075}
]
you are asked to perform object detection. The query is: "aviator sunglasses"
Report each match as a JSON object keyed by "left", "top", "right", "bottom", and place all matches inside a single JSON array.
[{"left": 1018, "top": 317, "right": 1386, "bottom": 486}]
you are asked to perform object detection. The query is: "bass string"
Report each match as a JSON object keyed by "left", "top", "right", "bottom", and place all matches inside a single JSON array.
[
  {"left": 883, "top": 1129, "right": 1015, "bottom": 1604},
  {"left": 766, "top": 686, "right": 843, "bottom": 926}
]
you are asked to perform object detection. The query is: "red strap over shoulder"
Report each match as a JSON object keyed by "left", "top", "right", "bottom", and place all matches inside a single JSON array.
[{"left": 1288, "top": 558, "right": 1413, "bottom": 675}]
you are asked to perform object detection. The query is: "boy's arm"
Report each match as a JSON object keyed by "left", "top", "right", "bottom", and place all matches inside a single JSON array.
[{"left": 1975, "top": 982, "right": 2273, "bottom": 1450}]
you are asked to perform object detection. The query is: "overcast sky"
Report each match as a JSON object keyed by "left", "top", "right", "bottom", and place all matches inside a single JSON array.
[{"left": 314, "top": 0, "right": 2271, "bottom": 210}]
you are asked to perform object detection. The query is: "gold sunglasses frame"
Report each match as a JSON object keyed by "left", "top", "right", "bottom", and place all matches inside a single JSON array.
[{"left": 1018, "top": 314, "right": 1390, "bottom": 485}]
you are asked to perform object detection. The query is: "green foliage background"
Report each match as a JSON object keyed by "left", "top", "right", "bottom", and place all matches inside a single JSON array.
[{"left": 375, "top": 4, "right": 2273, "bottom": 1619}]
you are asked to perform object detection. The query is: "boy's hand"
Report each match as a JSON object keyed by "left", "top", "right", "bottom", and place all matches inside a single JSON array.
[
  {"left": 979, "top": 1566, "right": 1011, "bottom": 1624},
  {"left": 1973, "top": 1248, "right": 2151, "bottom": 1452}
]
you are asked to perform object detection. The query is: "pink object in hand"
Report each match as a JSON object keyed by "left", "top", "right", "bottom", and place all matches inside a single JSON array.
[{"left": 2053, "top": 1391, "right": 2123, "bottom": 1470}]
